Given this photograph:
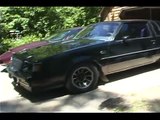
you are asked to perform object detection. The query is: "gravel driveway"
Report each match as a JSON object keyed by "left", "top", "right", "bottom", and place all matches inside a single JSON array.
[{"left": 0, "top": 63, "right": 160, "bottom": 112}]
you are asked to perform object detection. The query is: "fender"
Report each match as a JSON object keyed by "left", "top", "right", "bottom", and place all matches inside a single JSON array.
[{"left": 64, "top": 56, "right": 108, "bottom": 82}]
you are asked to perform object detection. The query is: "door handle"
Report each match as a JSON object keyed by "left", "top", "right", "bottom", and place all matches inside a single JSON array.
[
  {"left": 100, "top": 50, "right": 107, "bottom": 54},
  {"left": 151, "top": 40, "right": 156, "bottom": 42},
  {"left": 150, "top": 40, "right": 156, "bottom": 44}
]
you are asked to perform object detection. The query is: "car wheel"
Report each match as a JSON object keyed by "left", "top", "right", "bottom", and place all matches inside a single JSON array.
[
  {"left": 66, "top": 64, "right": 99, "bottom": 94},
  {"left": 156, "top": 58, "right": 160, "bottom": 65}
]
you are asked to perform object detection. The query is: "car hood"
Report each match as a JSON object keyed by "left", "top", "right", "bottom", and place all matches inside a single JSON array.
[
  {"left": 9, "top": 41, "right": 50, "bottom": 52},
  {"left": 14, "top": 39, "right": 106, "bottom": 62},
  {"left": 0, "top": 40, "right": 51, "bottom": 64}
]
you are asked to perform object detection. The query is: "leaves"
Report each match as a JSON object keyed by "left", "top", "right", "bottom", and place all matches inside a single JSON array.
[{"left": 0, "top": 7, "right": 101, "bottom": 54}]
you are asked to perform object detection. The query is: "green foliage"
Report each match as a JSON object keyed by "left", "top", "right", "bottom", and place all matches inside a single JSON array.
[
  {"left": 2, "top": 35, "right": 41, "bottom": 49},
  {"left": 0, "top": 7, "right": 62, "bottom": 37},
  {"left": 56, "top": 7, "right": 101, "bottom": 29},
  {"left": 0, "top": 7, "right": 101, "bottom": 54},
  {"left": 0, "top": 42, "right": 10, "bottom": 54},
  {"left": 0, "top": 35, "right": 41, "bottom": 54}
]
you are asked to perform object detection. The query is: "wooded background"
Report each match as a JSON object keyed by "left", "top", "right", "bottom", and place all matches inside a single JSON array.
[{"left": 0, "top": 7, "right": 101, "bottom": 54}]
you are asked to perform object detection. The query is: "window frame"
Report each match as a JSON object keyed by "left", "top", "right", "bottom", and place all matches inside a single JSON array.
[
  {"left": 115, "top": 21, "right": 153, "bottom": 41},
  {"left": 150, "top": 21, "right": 160, "bottom": 37}
]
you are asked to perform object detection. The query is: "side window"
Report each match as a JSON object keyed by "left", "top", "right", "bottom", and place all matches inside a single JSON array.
[
  {"left": 151, "top": 21, "right": 160, "bottom": 36},
  {"left": 156, "top": 21, "right": 160, "bottom": 27},
  {"left": 116, "top": 22, "right": 150, "bottom": 40},
  {"left": 116, "top": 24, "right": 129, "bottom": 39}
]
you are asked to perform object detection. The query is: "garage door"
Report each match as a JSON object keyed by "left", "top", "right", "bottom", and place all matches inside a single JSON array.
[{"left": 120, "top": 7, "right": 160, "bottom": 21}]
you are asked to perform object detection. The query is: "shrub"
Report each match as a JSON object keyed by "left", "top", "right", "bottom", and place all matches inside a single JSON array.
[{"left": 0, "top": 35, "right": 42, "bottom": 54}]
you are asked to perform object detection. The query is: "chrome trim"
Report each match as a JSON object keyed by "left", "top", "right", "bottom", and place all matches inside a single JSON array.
[
  {"left": 101, "top": 47, "right": 160, "bottom": 60},
  {"left": 102, "top": 53, "right": 160, "bottom": 75},
  {"left": 8, "top": 72, "right": 31, "bottom": 91},
  {"left": 19, "top": 82, "right": 32, "bottom": 91}
]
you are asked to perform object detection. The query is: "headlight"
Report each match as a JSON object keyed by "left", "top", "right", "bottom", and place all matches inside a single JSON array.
[{"left": 22, "top": 61, "right": 32, "bottom": 72}]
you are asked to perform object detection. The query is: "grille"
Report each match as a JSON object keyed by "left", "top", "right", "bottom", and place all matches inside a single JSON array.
[
  {"left": 20, "top": 78, "right": 29, "bottom": 86},
  {"left": 12, "top": 57, "right": 23, "bottom": 71}
]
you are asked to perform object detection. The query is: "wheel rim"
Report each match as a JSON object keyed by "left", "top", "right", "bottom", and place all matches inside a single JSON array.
[{"left": 71, "top": 66, "right": 94, "bottom": 89}]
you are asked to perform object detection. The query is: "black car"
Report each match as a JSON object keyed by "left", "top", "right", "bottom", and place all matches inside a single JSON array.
[{"left": 7, "top": 20, "right": 160, "bottom": 94}]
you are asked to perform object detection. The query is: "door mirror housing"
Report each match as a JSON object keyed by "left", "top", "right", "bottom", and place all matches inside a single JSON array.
[
  {"left": 122, "top": 35, "right": 129, "bottom": 40},
  {"left": 122, "top": 35, "right": 129, "bottom": 44}
]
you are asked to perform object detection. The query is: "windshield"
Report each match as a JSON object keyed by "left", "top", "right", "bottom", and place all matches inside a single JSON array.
[
  {"left": 44, "top": 28, "right": 83, "bottom": 42},
  {"left": 74, "top": 22, "right": 120, "bottom": 41}
]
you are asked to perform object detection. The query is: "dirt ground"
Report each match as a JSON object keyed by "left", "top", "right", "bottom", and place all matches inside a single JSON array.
[{"left": 0, "top": 63, "right": 160, "bottom": 112}]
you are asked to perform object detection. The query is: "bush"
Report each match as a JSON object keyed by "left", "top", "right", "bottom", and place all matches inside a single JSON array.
[
  {"left": 0, "top": 43, "right": 10, "bottom": 54},
  {"left": 0, "top": 35, "right": 41, "bottom": 54}
]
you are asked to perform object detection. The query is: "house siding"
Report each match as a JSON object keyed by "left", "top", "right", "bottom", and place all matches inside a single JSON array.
[{"left": 104, "top": 6, "right": 136, "bottom": 21}]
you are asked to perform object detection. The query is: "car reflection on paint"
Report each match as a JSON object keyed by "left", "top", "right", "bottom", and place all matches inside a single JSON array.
[{"left": 0, "top": 27, "right": 83, "bottom": 64}]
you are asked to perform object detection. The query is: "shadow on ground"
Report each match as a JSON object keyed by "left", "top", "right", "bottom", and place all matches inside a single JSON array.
[
  {"left": 98, "top": 97, "right": 130, "bottom": 111},
  {"left": 1, "top": 99, "right": 37, "bottom": 112},
  {"left": 1, "top": 89, "right": 124, "bottom": 112},
  {"left": 14, "top": 86, "right": 68, "bottom": 103},
  {"left": 147, "top": 99, "right": 160, "bottom": 112},
  {"left": 2, "top": 92, "right": 160, "bottom": 112},
  {"left": 39, "top": 90, "right": 123, "bottom": 111}
]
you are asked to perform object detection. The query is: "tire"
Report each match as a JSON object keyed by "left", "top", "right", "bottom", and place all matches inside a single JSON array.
[
  {"left": 65, "top": 63, "right": 99, "bottom": 94},
  {"left": 155, "top": 58, "right": 160, "bottom": 66}
]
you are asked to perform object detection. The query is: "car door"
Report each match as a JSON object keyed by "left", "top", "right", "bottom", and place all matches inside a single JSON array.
[{"left": 101, "top": 21, "right": 155, "bottom": 74}]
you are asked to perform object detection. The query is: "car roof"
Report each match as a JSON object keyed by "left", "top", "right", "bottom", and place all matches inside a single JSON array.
[
  {"left": 114, "top": 19, "right": 151, "bottom": 22},
  {"left": 97, "top": 19, "right": 158, "bottom": 25},
  {"left": 55, "top": 27, "right": 82, "bottom": 33},
  {"left": 68, "top": 27, "right": 84, "bottom": 30}
]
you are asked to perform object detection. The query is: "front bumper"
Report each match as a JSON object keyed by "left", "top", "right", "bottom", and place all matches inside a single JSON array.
[
  {"left": 11, "top": 75, "right": 32, "bottom": 92},
  {"left": 7, "top": 66, "right": 32, "bottom": 92},
  {"left": 7, "top": 64, "right": 65, "bottom": 93}
]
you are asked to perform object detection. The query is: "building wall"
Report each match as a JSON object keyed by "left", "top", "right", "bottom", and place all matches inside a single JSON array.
[
  {"left": 104, "top": 6, "right": 136, "bottom": 21},
  {"left": 102, "top": 7, "right": 160, "bottom": 21}
]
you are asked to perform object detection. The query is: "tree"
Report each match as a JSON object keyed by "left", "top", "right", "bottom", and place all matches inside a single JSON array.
[
  {"left": 0, "top": 7, "right": 101, "bottom": 38},
  {"left": 0, "top": 7, "right": 101, "bottom": 53},
  {"left": 55, "top": 7, "right": 101, "bottom": 29}
]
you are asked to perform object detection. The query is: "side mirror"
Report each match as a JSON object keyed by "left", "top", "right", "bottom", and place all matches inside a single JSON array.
[
  {"left": 122, "top": 35, "right": 129, "bottom": 40},
  {"left": 122, "top": 35, "right": 129, "bottom": 44}
]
